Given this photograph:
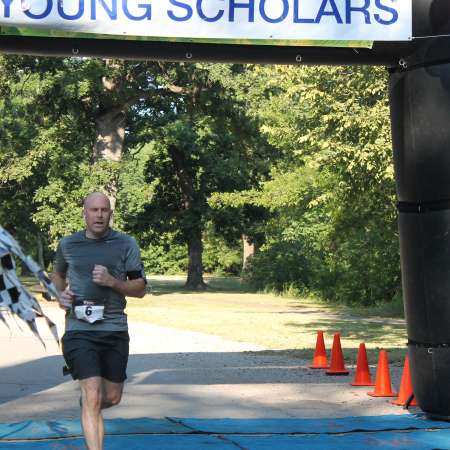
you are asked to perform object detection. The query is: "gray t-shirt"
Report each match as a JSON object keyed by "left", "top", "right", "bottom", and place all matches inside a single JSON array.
[{"left": 54, "top": 229, "right": 145, "bottom": 331}]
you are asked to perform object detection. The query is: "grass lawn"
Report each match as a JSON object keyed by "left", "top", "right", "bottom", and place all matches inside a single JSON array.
[{"left": 126, "top": 275, "right": 407, "bottom": 365}]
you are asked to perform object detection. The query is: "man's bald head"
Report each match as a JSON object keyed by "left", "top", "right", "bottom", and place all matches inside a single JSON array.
[
  {"left": 83, "top": 191, "right": 111, "bottom": 210},
  {"left": 83, "top": 192, "right": 113, "bottom": 239}
]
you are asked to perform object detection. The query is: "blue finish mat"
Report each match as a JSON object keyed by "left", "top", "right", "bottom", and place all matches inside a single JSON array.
[
  {"left": 0, "top": 418, "right": 189, "bottom": 440},
  {"left": 1, "top": 414, "right": 449, "bottom": 440},
  {"left": 0, "top": 435, "right": 238, "bottom": 450},
  {"left": 1, "top": 415, "right": 450, "bottom": 449},
  {"left": 233, "top": 430, "right": 450, "bottom": 449},
  {"left": 174, "top": 414, "right": 450, "bottom": 434},
  {"left": 1, "top": 430, "right": 450, "bottom": 450}
]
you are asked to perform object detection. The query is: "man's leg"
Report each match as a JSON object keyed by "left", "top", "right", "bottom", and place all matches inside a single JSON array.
[
  {"left": 101, "top": 379, "right": 124, "bottom": 409},
  {"left": 80, "top": 376, "right": 103, "bottom": 450},
  {"left": 100, "top": 331, "right": 128, "bottom": 412}
]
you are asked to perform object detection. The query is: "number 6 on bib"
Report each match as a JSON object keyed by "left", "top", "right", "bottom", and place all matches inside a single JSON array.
[{"left": 74, "top": 304, "right": 104, "bottom": 323}]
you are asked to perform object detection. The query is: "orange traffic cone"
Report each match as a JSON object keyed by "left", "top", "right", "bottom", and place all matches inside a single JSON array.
[
  {"left": 326, "top": 333, "right": 349, "bottom": 375},
  {"left": 309, "top": 331, "right": 329, "bottom": 369},
  {"left": 351, "top": 343, "right": 375, "bottom": 386},
  {"left": 391, "top": 356, "right": 417, "bottom": 406},
  {"left": 368, "top": 350, "right": 397, "bottom": 397}
]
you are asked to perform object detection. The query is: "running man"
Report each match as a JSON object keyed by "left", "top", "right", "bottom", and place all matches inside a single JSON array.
[{"left": 51, "top": 191, "right": 146, "bottom": 450}]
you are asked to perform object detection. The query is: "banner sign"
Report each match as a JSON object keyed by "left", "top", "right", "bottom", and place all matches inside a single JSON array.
[{"left": 0, "top": 0, "right": 412, "bottom": 43}]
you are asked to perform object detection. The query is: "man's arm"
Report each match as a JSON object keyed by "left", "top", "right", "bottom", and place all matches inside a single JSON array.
[
  {"left": 50, "top": 271, "right": 67, "bottom": 293},
  {"left": 111, "top": 277, "right": 146, "bottom": 298},
  {"left": 92, "top": 265, "right": 146, "bottom": 298},
  {"left": 50, "top": 271, "right": 74, "bottom": 309}
]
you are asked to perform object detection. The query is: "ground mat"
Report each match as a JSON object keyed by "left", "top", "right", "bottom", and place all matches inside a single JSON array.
[{"left": 0, "top": 415, "right": 449, "bottom": 449}]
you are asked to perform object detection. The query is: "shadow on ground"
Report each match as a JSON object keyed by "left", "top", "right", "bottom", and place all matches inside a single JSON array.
[
  {"left": 0, "top": 346, "right": 407, "bottom": 407},
  {"left": 147, "top": 276, "right": 256, "bottom": 296}
]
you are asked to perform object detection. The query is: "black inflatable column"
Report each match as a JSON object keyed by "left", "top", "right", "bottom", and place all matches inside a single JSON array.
[{"left": 390, "top": 53, "right": 450, "bottom": 417}]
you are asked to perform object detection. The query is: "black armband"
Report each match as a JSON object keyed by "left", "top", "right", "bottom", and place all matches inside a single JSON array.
[{"left": 126, "top": 270, "right": 147, "bottom": 284}]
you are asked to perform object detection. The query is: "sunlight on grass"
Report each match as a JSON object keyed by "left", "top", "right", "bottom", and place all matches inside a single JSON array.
[{"left": 126, "top": 275, "right": 407, "bottom": 363}]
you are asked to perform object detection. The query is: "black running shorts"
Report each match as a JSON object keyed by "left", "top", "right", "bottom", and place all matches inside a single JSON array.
[{"left": 62, "top": 331, "right": 129, "bottom": 382}]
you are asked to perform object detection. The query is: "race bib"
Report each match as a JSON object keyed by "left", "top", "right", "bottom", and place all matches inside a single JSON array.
[{"left": 74, "top": 301, "right": 104, "bottom": 324}]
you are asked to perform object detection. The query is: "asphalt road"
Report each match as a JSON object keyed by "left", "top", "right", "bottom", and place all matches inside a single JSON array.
[{"left": 0, "top": 305, "right": 408, "bottom": 424}]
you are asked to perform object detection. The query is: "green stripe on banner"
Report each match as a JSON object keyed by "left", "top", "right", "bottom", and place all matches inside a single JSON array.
[{"left": 0, "top": 26, "right": 373, "bottom": 48}]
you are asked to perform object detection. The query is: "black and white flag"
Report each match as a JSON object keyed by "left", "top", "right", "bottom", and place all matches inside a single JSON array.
[{"left": 0, "top": 226, "right": 59, "bottom": 346}]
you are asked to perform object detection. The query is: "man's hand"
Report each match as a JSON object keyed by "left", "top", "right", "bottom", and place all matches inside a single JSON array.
[
  {"left": 59, "top": 288, "right": 74, "bottom": 310},
  {"left": 92, "top": 265, "right": 115, "bottom": 287}
]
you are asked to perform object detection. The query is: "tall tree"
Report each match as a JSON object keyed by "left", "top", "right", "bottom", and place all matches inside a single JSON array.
[
  {"left": 132, "top": 64, "right": 274, "bottom": 289},
  {"left": 0, "top": 56, "right": 62, "bottom": 264},
  {"left": 0, "top": 56, "right": 175, "bottom": 245}
]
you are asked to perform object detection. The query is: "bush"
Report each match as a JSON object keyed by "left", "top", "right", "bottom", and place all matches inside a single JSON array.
[
  {"left": 243, "top": 240, "right": 309, "bottom": 292},
  {"left": 202, "top": 232, "right": 241, "bottom": 275},
  {"left": 141, "top": 242, "right": 187, "bottom": 275},
  {"left": 140, "top": 229, "right": 242, "bottom": 276}
]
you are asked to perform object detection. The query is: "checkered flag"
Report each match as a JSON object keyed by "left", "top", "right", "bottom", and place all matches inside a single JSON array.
[{"left": 0, "top": 226, "right": 59, "bottom": 346}]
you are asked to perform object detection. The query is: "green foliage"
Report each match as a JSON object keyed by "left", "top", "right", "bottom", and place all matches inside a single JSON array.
[
  {"left": 141, "top": 238, "right": 188, "bottom": 275},
  {"left": 202, "top": 225, "right": 241, "bottom": 275},
  {"left": 213, "top": 65, "right": 400, "bottom": 306},
  {"left": 0, "top": 57, "right": 166, "bottom": 247},
  {"left": 139, "top": 227, "right": 241, "bottom": 276},
  {"left": 1, "top": 55, "right": 401, "bottom": 304},
  {"left": 132, "top": 63, "right": 275, "bottom": 284},
  {"left": 243, "top": 239, "right": 310, "bottom": 291}
]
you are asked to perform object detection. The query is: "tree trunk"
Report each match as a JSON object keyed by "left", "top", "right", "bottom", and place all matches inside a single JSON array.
[
  {"left": 93, "top": 108, "right": 125, "bottom": 219},
  {"left": 93, "top": 108, "right": 125, "bottom": 164},
  {"left": 166, "top": 144, "right": 207, "bottom": 290},
  {"left": 242, "top": 234, "right": 256, "bottom": 271},
  {"left": 92, "top": 62, "right": 127, "bottom": 220},
  {"left": 37, "top": 232, "right": 45, "bottom": 269},
  {"left": 185, "top": 229, "right": 207, "bottom": 290}
]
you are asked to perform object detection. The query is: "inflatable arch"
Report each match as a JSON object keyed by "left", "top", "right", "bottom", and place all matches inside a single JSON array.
[{"left": 1, "top": 0, "right": 450, "bottom": 418}]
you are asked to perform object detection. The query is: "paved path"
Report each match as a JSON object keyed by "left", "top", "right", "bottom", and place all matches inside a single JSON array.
[{"left": 0, "top": 305, "right": 409, "bottom": 424}]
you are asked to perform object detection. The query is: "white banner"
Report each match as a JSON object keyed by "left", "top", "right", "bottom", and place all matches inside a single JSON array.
[{"left": 0, "top": 0, "right": 412, "bottom": 42}]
